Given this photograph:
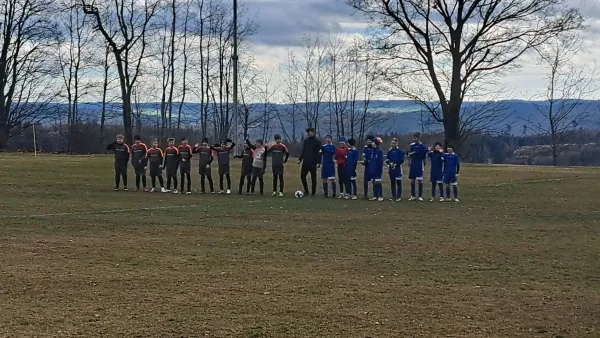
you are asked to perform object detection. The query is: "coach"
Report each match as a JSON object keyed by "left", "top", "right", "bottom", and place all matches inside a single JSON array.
[{"left": 297, "top": 127, "right": 322, "bottom": 196}]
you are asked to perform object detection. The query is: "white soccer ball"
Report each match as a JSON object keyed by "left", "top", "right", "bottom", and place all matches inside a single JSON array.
[{"left": 294, "top": 190, "right": 304, "bottom": 199}]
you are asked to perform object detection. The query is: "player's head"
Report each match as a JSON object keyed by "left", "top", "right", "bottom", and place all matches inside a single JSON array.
[
  {"left": 116, "top": 134, "right": 124, "bottom": 144},
  {"left": 391, "top": 138, "right": 398, "bottom": 148},
  {"left": 413, "top": 132, "right": 421, "bottom": 143},
  {"left": 181, "top": 137, "right": 188, "bottom": 145},
  {"left": 274, "top": 134, "right": 282, "bottom": 144},
  {"left": 167, "top": 137, "right": 175, "bottom": 146},
  {"left": 152, "top": 139, "right": 159, "bottom": 148},
  {"left": 434, "top": 142, "right": 443, "bottom": 152},
  {"left": 325, "top": 135, "right": 333, "bottom": 144},
  {"left": 366, "top": 135, "right": 374, "bottom": 147},
  {"left": 447, "top": 145, "right": 454, "bottom": 153},
  {"left": 134, "top": 135, "right": 141, "bottom": 144},
  {"left": 201, "top": 137, "right": 208, "bottom": 146},
  {"left": 338, "top": 137, "right": 346, "bottom": 147},
  {"left": 348, "top": 138, "right": 356, "bottom": 147},
  {"left": 256, "top": 139, "right": 264, "bottom": 146},
  {"left": 305, "top": 127, "right": 315, "bottom": 137},
  {"left": 374, "top": 137, "right": 382, "bottom": 147}
]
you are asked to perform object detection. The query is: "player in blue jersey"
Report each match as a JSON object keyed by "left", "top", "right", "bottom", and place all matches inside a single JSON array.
[
  {"left": 344, "top": 138, "right": 359, "bottom": 200},
  {"left": 386, "top": 138, "right": 405, "bottom": 202},
  {"left": 362, "top": 135, "right": 375, "bottom": 199},
  {"left": 442, "top": 145, "right": 461, "bottom": 202},
  {"left": 427, "top": 142, "right": 445, "bottom": 202},
  {"left": 320, "top": 135, "right": 337, "bottom": 197},
  {"left": 367, "top": 137, "right": 385, "bottom": 201},
  {"left": 408, "top": 132, "right": 428, "bottom": 201}
]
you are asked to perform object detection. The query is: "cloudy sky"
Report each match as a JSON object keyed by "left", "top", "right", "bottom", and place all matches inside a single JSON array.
[{"left": 242, "top": 0, "right": 600, "bottom": 101}]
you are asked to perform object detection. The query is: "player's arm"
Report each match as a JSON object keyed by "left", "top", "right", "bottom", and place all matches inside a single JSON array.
[
  {"left": 316, "top": 140, "right": 322, "bottom": 165},
  {"left": 245, "top": 139, "right": 256, "bottom": 150},
  {"left": 283, "top": 145, "right": 289, "bottom": 163},
  {"left": 125, "top": 145, "right": 131, "bottom": 161},
  {"left": 456, "top": 156, "right": 461, "bottom": 175},
  {"left": 106, "top": 142, "right": 116, "bottom": 151},
  {"left": 226, "top": 139, "right": 235, "bottom": 151}
]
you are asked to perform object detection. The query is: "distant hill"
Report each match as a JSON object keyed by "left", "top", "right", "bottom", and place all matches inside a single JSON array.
[{"left": 66, "top": 99, "right": 600, "bottom": 136}]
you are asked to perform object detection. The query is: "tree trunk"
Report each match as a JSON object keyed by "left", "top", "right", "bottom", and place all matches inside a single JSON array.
[
  {"left": 0, "top": 120, "right": 8, "bottom": 150},
  {"left": 443, "top": 102, "right": 461, "bottom": 152}
]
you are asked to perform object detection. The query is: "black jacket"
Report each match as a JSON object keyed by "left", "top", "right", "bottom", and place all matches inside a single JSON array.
[{"left": 299, "top": 136, "right": 322, "bottom": 166}]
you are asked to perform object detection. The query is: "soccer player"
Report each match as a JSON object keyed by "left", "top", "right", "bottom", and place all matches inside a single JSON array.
[
  {"left": 106, "top": 134, "right": 130, "bottom": 191},
  {"left": 234, "top": 143, "right": 254, "bottom": 195},
  {"left": 334, "top": 137, "right": 348, "bottom": 198},
  {"left": 193, "top": 138, "right": 215, "bottom": 194},
  {"left": 178, "top": 138, "right": 193, "bottom": 195},
  {"left": 163, "top": 138, "right": 179, "bottom": 194},
  {"left": 298, "top": 128, "right": 322, "bottom": 196},
  {"left": 367, "top": 137, "right": 384, "bottom": 201},
  {"left": 427, "top": 142, "right": 445, "bottom": 202},
  {"left": 386, "top": 138, "right": 405, "bottom": 202},
  {"left": 213, "top": 138, "right": 235, "bottom": 194},
  {"left": 442, "top": 145, "right": 461, "bottom": 202},
  {"left": 344, "top": 138, "right": 359, "bottom": 200},
  {"left": 408, "top": 132, "right": 428, "bottom": 201},
  {"left": 147, "top": 140, "right": 166, "bottom": 193},
  {"left": 247, "top": 139, "right": 268, "bottom": 195},
  {"left": 362, "top": 135, "right": 375, "bottom": 199},
  {"left": 320, "top": 135, "right": 337, "bottom": 198},
  {"left": 131, "top": 135, "right": 149, "bottom": 192},
  {"left": 266, "top": 134, "right": 289, "bottom": 197}
]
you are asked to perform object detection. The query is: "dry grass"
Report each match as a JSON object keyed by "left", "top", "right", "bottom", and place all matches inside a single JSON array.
[{"left": 0, "top": 154, "right": 598, "bottom": 337}]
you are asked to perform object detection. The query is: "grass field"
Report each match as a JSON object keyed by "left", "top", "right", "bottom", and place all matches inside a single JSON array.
[{"left": 0, "top": 154, "right": 599, "bottom": 338}]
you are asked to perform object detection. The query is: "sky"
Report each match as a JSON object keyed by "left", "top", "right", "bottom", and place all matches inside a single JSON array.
[{"left": 242, "top": 0, "right": 600, "bottom": 101}]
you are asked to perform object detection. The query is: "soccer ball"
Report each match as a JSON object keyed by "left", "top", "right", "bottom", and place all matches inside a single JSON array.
[{"left": 294, "top": 190, "right": 304, "bottom": 199}]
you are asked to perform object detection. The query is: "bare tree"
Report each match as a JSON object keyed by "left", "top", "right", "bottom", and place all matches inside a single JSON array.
[
  {"left": 526, "top": 34, "right": 596, "bottom": 165},
  {"left": 0, "top": 0, "right": 60, "bottom": 150},
  {"left": 348, "top": 0, "right": 584, "bottom": 152},
  {"left": 82, "top": 0, "right": 159, "bottom": 144}
]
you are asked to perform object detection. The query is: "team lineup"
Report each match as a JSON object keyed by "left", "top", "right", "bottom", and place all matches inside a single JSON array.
[{"left": 106, "top": 128, "right": 461, "bottom": 202}]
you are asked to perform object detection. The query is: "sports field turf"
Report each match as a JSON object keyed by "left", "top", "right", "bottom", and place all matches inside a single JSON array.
[{"left": 0, "top": 154, "right": 598, "bottom": 337}]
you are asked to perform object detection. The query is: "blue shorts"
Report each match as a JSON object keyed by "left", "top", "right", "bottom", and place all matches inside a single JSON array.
[
  {"left": 430, "top": 171, "right": 443, "bottom": 183},
  {"left": 321, "top": 163, "right": 335, "bottom": 179},
  {"left": 408, "top": 162, "right": 424, "bottom": 180},
  {"left": 443, "top": 173, "right": 458, "bottom": 185},
  {"left": 369, "top": 172, "right": 382, "bottom": 182},
  {"left": 346, "top": 169, "right": 357, "bottom": 181},
  {"left": 389, "top": 167, "right": 403, "bottom": 181}
]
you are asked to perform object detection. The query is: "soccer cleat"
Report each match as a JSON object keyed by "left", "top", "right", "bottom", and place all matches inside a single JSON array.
[
  {"left": 143, "top": 188, "right": 149, "bottom": 192},
  {"left": 278, "top": 192, "right": 284, "bottom": 197},
  {"left": 429, "top": 198, "right": 435, "bottom": 202},
  {"left": 150, "top": 188, "right": 156, "bottom": 193},
  {"left": 161, "top": 188, "right": 167, "bottom": 193},
  {"left": 396, "top": 198, "right": 402, "bottom": 202},
  {"left": 377, "top": 197, "right": 384, "bottom": 202},
  {"left": 351, "top": 195, "right": 358, "bottom": 200},
  {"left": 439, "top": 197, "right": 445, "bottom": 202},
  {"left": 337, "top": 194, "right": 343, "bottom": 199},
  {"left": 186, "top": 191, "right": 192, "bottom": 195},
  {"left": 211, "top": 191, "right": 216, "bottom": 194},
  {"left": 113, "top": 188, "right": 119, "bottom": 191},
  {"left": 408, "top": 196, "right": 416, "bottom": 201},
  {"left": 124, "top": 187, "right": 129, "bottom": 191},
  {"left": 165, "top": 189, "right": 171, "bottom": 193},
  {"left": 369, "top": 197, "right": 378, "bottom": 201},
  {"left": 226, "top": 189, "right": 231, "bottom": 195},
  {"left": 344, "top": 195, "right": 351, "bottom": 200},
  {"left": 454, "top": 198, "right": 460, "bottom": 203},
  {"left": 218, "top": 190, "right": 224, "bottom": 194},
  {"left": 389, "top": 198, "right": 395, "bottom": 201},
  {"left": 173, "top": 189, "right": 178, "bottom": 194},
  {"left": 418, "top": 197, "right": 424, "bottom": 202},
  {"left": 272, "top": 192, "right": 278, "bottom": 197}
]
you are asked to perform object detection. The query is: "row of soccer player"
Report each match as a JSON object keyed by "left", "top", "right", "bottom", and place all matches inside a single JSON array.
[{"left": 106, "top": 130, "right": 460, "bottom": 201}]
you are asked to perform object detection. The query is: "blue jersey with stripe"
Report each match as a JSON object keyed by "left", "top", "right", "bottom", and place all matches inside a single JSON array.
[
  {"left": 367, "top": 147, "right": 384, "bottom": 176},
  {"left": 321, "top": 144, "right": 336, "bottom": 164},
  {"left": 442, "top": 153, "right": 460, "bottom": 175},
  {"left": 362, "top": 145, "right": 374, "bottom": 170},
  {"left": 346, "top": 147, "right": 359, "bottom": 174},
  {"left": 427, "top": 151, "right": 444, "bottom": 176}
]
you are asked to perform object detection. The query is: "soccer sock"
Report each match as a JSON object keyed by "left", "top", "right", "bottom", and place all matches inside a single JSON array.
[
  {"left": 136, "top": 174, "right": 141, "bottom": 189},
  {"left": 431, "top": 182, "right": 436, "bottom": 198},
  {"left": 352, "top": 181, "right": 357, "bottom": 196},
  {"left": 411, "top": 181, "right": 416, "bottom": 197},
  {"left": 142, "top": 175, "right": 147, "bottom": 188},
  {"left": 238, "top": 175, "right": 244, "bottom": 193},
  {"left": 259, "top": 176, "right": 264, "bottom": 194},
  {"left": 167, "top": 176, "right": 171, "bottom": 189},
  {"left": 363, "top": 177, "right": 369, "bottom": 198},
  {"left": 378, "top": 183, "right": 383, "bottom": 198},
  {"left": 397, "top": 181, "right": 402, "bottom": 199},
  {"left": 247, "top": 174, "right": 252, "bottom": 193},
  {"left": 446, "top": 185, "right": 451, "bottom": 199},
  {"left": 438, "top": 183, "right": 444, "bottom": 198},
  {"left": 115, "top": 172, "right": 121, "bottom": 188},
  {"left": 418, "top": 182, "right": 423, "bottom": 198},
  {"left": 122, "top": 173, "right": 127, "bottom": 187},
  {"left": 453, "top": 185, "right": 458, "bottom": 199},
  {"left": 151, "top": 176, "right": 156, "bottom": 188},
  {"left": 180, "top": 173, "right": 185, "bottom": 191},
  {"left": 173, "top": 176, "right": 177, "bottom": 190},
  {"left": 187, "top": 173, "right": 192, "bottom": 191},
  {"left": 158, "top": 176, "right": 164, "bottom": 188},
  {"left": 226, "top": 174, "right": 231, "bottom": 190},
  {"left": 251, "top": 176, "right": 257, "bottom": 192},
  {"left": 332, "top": 181, "right": 337, "bottom": 196},
  {"left": 220, "top": 174, "right": 224, "bottom": 191},
  {"left": 273, "top": 175, "right": 278, "bottom": 192},
  {"left": 200, "top": 174, "right": 206, "bottom": 192},
  {"left": 323, "top": 182, "right": 328, "bottom": 196},
  {"left": 279, "top": 174, "right": 284, "bottom": 193},
  {"left": 208, "top": 174, "right": 214, "bottom": 192},
  {"left": 390, "top": 181, "right": 396, "bottom": 199}
]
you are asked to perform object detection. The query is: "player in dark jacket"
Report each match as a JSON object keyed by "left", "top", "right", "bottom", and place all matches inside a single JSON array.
[
  {"left": 163, "top": 138, "right": 180, "bottom": 193},
  {"left": 234, "top": 143, "right": 254, "bottom": 195},
  {"left": 147, "top": 139, "right": 166, "bottom": 193},
  {"left": 193, "top": 137, "right": 215, "bottom": 194},
  {"left": 298, "top": 127, "right": 322, "bottom": 196},
  {"left": 131, "top": 135, "right": 149, "bottom": 191},
  {"left": 266, "top": 134, "right": 289, "bottom": 197},
  {"left": 212, "top": 138, "right": 235, "bottom": 194},
  {"left": 107, "top": 134, "right": 130, "bottom": 191},
  {"left": 178, "top": 138, "right": 193, "bottom": 194}
]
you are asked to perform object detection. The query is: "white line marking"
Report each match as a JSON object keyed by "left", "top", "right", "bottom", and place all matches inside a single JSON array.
[{"left": 1, "top": 204, "right": 208, "bottom": 220}]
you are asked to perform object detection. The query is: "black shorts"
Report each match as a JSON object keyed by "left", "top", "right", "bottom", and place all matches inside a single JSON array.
[
  {"left": 272, "top": 166, "right": 284, "bottom": 176},
  {"left": 252, "top": 167, "right": 264, "bottom": 177},
  {"left": 150, "top": 165, "right": 162, "bottom": 177},
  {"left": 179, "top": 164, "right": 191, "bottom": 174},
  {"left": 199, "top": 165, "right": 212, "bottom": 175},
  {"left": 134, "top": 166, "right": 146, "bottom": 175},
  {"left": 114, "top": 164, "right": 127, "bottom": 174},
  {"left": 218, "top": 165, "right": 230, "bottom": 176}
]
